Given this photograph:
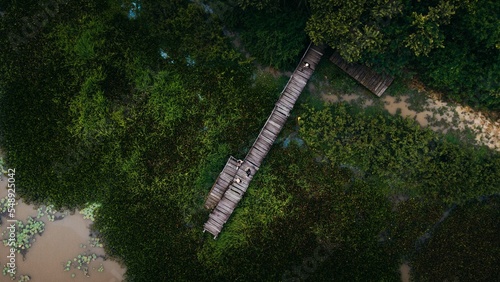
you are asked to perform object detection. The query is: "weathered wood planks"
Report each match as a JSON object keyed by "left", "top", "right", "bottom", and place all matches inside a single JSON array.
[
  {"left": 204, "top": 156, "right": 242, "bottom": 209},
  {"left": 203, "top": 43, "right": 325, "bottom": 239},
  {"left": 329, "top": 52, "right": 394, "bottom": 97}
]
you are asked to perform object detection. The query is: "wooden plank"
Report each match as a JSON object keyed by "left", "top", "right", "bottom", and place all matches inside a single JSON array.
[
  {"left": 268, "top": 120, "right": 283, "bottom": 131},
  {"left": 258, "top": 135, "right": 273, "bottom": 148},
  {"left": 305, "top": 52, "right": 321, "bottom": 62},
  {"left": 229, "top": 182, "right": 245, "bottom": 194},
  {"left": 215, "top": 202, "right": 232, "bottom": 215},
  {"left": 275, "top": 106, "right": 290, "bottom": 118},
  {"left": 285, "top": 83, "right": 301, "bottom": 94},
  {"left": 206, "top": 197, "right": 218, "bottom": 206},
  {"left": 250, "top": 147, "right": 266, "bottom": 160},
  {"left": 209, "top": 189, "right": 223, "bottom": 199},
  {"left": 278, "top": 94, "right": 294, "bottom": 105},
  {"left": 205, "top": 220, "right": 221, "bottom": 232},
  {"left": 210, "top": 211, "right": 226, "bottom": 224},
  {"left": 330, "top": 52, "right": 393, "bottom": 96},
  {"left": 269, "top": 114, "right": 286, "bottom": 127},
  {"left": 294, "top": 70, "right": 309, "bottom": 81},
  {"left": 256, "top": 133, "right": 273, "bottom": 147},
  {"left": 264, "top": 126, "right": 279, "bottom": 136},
  {"left": 261, "top": 128, "right": 277, "bottom": 141},
  {"left": 310, "top": 47, "right": 324, "bottom": 56},
  {"left": 278, "top": 97, "right": 294, "bottom": 110},
  {"left": 253, "top": 144, "right": 270, "bottom": 157},
  {"left": 280, "top": 92, "right": 297, "bottom": 105},
  {"left": 248, "top": 148, "right": 265, "bottom": 160},
  {"left": 277, "top": 102, "right": 293, "bottom": 112},
  {"left": 208, "top": 216, "right": 224, "bottom": 227},
  {"left": 283, "top": 91, "right": 299, "bottom": 102},
  {"left": 220, "top": 196, "right": 238, "bottom": 209},
  {"left": 245, "top": 157, "right": 261, "bottom": 169},
  {"left": 274, "top": 111, "right": 289, "bottom": 124},
  {"left": 225, "top": 188, "right": 241, "bottom": 200},
  {"left": 203, "top": 223, "right": 220, "bottom": 235},
  {"left": 209, "top": 190, "right": 224, "bottom": 200},
  {"left": 281, "top": 91, "right": 298, "bottom": 104},
  {"left": 204, "top": 223, "right": 221, "bottom": 234},
  {"left": 251, "top": 144, "right": 266, "bottom": 155},
  {"left": 264, "top": 125, "right": 280, "bottom": 138},
  {"left": 285, "top": 81, "right": 302, "bottom": 93},
  {"left": 246, "top": 150, "right": 263, "bottom": 165},
  {"left": 271, "top": 109, "right": 288, "bottom": 123},
  {"left": 255, "top": 137, "right": 272, "bottom": 150},
  {"left": 291, "top": 75, "right": 307, "bottom": 86},
  {"left": 230, "top": 183, "right": 246, "bottom": 195},
  {"left": 218, "top": 175, "right": 233, "bottom": 186},
  {"left": 288, "top": 80, "right": 305, "bottom": 93},
  {"left": 282, "top": 86, "right": 299, "bottom": 97},
  {"left": 255, "top": 143, "right": 271, "bottom": 157},
  {"left": 219, "top": 174, "right": 234, "bottom": 185},
  {"left": 231, "top": 181, "right": 248, "bottom": 193}
]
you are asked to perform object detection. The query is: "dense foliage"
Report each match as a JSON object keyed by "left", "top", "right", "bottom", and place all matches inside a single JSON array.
[
  {"left": 412, "top": 196, "right": 500, "bottom": 281},
  {"left": 300, "top": 103, "right": 500, "bottom": 204},
  {"left": 311, "top": 0, "right": 500, "bottom": 109},
  {"left": 227, "top": 5, "right": 308, "bottom": 69},
  {"left": 0, "top": 0, "right": 498, "bottom": 281},
  {"left": 239, "top": 0, "right": 499, "bottom": 109}
]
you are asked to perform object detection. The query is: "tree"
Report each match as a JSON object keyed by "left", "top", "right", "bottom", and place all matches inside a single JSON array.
[{"left": 306, "top": 0, "right": 403, "bottom": 62}]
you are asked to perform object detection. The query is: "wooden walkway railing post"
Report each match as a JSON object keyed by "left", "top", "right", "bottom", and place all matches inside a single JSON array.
[{"left": 203, "top": 44, "right": 325, "bottom": 238}]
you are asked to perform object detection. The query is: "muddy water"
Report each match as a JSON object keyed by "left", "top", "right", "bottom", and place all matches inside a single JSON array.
[
  {"left": 400, "top": 263, "right": 410, "bottom": 282},
  {"left": 340, "top": 94, "right": 359, "bottom": 102},
  {"left": 0, "top": 176, "right": 125, "bottom": 281},
  {"left": 321, "top": 93, "right": 339, "bottom": 103}
]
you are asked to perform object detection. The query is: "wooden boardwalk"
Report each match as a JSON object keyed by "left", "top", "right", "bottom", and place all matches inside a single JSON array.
[
  {"left": 330, "top": 52, "right": 394, "bottom": 97},
  {"left": 203, "top": 43, "right": 324, "bottom": 238},
  {"left": 204, "top": 156, "right": 241, "bottom": 210}
]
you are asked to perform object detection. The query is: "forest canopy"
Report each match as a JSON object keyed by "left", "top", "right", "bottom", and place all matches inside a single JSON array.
[{"left": 236, "top": 0, "right": 500, "bottom": 110}]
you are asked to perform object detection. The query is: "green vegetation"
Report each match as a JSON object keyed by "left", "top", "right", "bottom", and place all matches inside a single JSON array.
[
  {"left": 304, "top": 0, "right": 500, "bottom": 110},
  {"left": 0, "top": 0, "right": 498, "bottom": 281},
  {"left": 79, "top": 202, "right": 101, "bottom": 222},
  {"left": 227, "top": 5, "right": 308, "bottom": 69},
  {"left": 64, "top": 253, "right": 98, "bottom": 276},
  {"left": 36, "top": 205, "right": 63, "bottom": 222},
  {"left": 300, "top": 103, "right": 500, "bottom": 204},
  {"left": 2, "top": 217, "right": 45, "bottom": 255},
  {"left": 412, "top": 197, "right": 500, "bottom": 281}
]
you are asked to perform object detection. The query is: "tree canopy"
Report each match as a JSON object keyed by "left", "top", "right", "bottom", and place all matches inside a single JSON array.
[{"left": 304, "top": 0, "right": 499, "bottom": 109}]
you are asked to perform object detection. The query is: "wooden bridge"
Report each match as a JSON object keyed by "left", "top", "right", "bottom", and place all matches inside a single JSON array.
[
  {"left": 203, "top": 43, "right": 325, "bottom": 238},
  {"left": 330, "top": 52, "right": 394, "bottom": 97}
]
